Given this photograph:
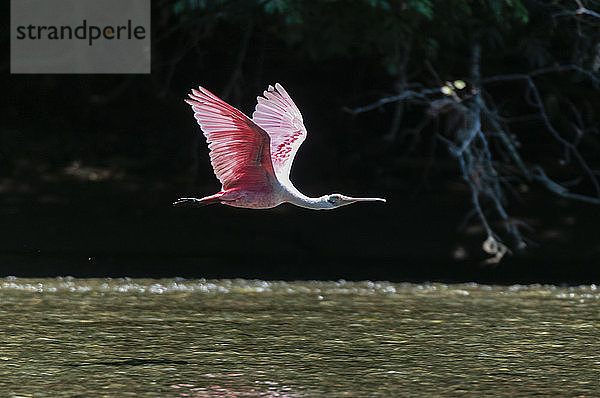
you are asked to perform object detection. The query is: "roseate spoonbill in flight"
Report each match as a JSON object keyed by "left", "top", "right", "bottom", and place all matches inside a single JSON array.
[{"left": 173, "top": 83, "right": 386, "bottom": 210}]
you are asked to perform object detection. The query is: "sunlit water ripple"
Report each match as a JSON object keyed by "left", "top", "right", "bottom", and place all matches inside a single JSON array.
[{"left": 1, "top": 277, "right": 599, "bottom": 396}]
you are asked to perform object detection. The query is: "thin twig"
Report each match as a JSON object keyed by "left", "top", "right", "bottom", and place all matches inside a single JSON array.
[{"left": 343, "top": 88, "right": 440, "bottom": 115}]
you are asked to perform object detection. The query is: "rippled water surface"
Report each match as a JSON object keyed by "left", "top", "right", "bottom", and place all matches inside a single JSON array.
[{"left": 1, "top": 278, "right": 599, "bottom": 396}]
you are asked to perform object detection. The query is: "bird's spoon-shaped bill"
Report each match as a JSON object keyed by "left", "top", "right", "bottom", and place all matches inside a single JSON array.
[{"left": 344, "top": 196, "right": 387, "bottom": 203}]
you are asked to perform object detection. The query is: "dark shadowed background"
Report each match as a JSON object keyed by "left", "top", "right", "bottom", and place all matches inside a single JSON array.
[{"left": 2, "top": 0, "right": 599, "bottom": 283}]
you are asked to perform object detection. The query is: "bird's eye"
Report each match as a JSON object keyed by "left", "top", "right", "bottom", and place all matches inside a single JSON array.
[{"left": 328, "top": 195, "right": 341, "bottom": 204}]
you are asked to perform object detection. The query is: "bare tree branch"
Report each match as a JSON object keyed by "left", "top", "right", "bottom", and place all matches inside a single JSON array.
[
  {"left": 552, "top": 0, "right": 600, "bottom": 21},
  {"left": 575, "top": 0, "right": 600, "bottom": 18},
  {"left": 345, "top": 53, "right": 599, "bottom": 261}
]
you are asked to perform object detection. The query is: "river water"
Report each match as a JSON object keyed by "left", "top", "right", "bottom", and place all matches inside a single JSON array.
[{"left": 0, "top": 278, "right": 598, "bottom": 396}]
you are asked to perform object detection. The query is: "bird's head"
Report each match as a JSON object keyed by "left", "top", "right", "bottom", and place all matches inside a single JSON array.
[{"left": 322, "top": 193, "right": 386, "bottom": 209}]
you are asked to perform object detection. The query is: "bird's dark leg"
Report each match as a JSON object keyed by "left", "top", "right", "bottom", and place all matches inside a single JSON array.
[
  {"left": 172, "top": 198, "right": 202, "bottom": 207},
  {"left": 172, "top": 197, "right": 220, "bottom": 207}
]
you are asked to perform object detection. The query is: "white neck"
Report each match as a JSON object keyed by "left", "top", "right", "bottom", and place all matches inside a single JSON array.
[{"left": 280, "top": 180, "right": 330, "bottom": 210}]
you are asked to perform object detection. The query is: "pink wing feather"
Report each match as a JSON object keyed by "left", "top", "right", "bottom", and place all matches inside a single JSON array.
[
  {"left": 252, "top": 83, "right": 307, "bottom": 179},
  {"left": 186, "top": 87, "right": 275, "bottom": 190}
]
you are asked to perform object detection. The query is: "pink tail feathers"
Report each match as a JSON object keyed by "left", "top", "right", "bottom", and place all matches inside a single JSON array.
[
  {"left": 172, "top": 189, "right": 239, "bottom": 207},
  {"left": 172, "top": 192, "right": 223, "bottom": 207}
]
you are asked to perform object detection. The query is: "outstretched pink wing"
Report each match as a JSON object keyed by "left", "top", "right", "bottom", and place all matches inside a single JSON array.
[
  {"left": 252, "top": 83, "right": 307, "bottom": 179},
  {"left": 186, "top": 87, "right": 275, "bottom": 190}
]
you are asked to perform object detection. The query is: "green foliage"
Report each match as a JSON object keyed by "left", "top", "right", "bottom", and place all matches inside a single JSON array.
[
  {"left": 169, "top": 0, "right": 600, "bottom": 82},
  {"left": 170, "top": 0, "right": 537, "bottom": 77},
  {"left": 408, "top": 0, "right": 434, "bottom": 19}
]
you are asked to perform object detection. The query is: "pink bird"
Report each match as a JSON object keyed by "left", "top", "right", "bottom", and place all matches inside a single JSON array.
[{"left": 173, "top": 83, "right": 386, "bottom": 210}]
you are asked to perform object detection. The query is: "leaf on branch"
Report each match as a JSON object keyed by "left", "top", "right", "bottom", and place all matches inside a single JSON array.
[
  {"left": 453, "top": 80, "right": 466, "bottom": 90},
  {"left": 482, "top": 235, "right": 508, "bottom": 264},
  {"left": 441, "top": 85, "right": 453, "bottom": 95}
]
